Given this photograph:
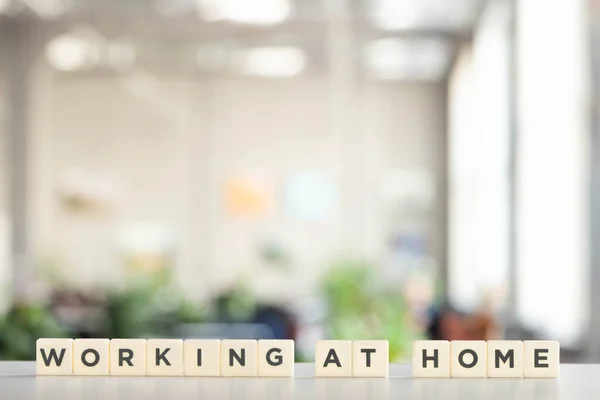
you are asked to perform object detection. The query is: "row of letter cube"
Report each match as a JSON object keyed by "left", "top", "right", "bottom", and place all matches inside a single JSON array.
[
  {"left": 37, "top": 339, "right": 294, "bottom": 376},
  {"left": 413, "top": 340, "right": 559, "bottom": 378},
  {"left": 37, "top": 339, "right": 389, "bottom": 377}
]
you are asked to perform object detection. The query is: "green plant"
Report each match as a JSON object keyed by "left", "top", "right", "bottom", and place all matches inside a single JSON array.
[
  {"left": 103, "top": 269, "right": 205, "bottom": 338},
  {"left": 0, "top": 302, "right": 69, "bottom": 360},
  {"left": 321, "top": 258, "right": 422, "bottom": 361}
]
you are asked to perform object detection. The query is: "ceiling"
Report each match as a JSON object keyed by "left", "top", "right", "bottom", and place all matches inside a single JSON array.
[{"left": 0, "top": 0, "right": 486, "bottom": 81}]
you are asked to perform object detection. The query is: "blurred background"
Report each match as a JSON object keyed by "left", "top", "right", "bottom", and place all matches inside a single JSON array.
[{"left": 0, "top": 0, "right": 597, "bottom": 363}]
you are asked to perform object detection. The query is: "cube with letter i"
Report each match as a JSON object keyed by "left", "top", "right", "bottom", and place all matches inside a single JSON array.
[{"left": 184, "top": 339, "right": 221, "bottom": 376}]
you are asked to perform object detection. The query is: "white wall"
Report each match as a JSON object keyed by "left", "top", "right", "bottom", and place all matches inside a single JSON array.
[{"left": 26, "top": 68, "right": 446, "bottom": 302}]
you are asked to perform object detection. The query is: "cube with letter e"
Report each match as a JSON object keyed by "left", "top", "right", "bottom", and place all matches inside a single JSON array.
[{"left": 524, "top": 340, "right": 559, "bottom": 378}]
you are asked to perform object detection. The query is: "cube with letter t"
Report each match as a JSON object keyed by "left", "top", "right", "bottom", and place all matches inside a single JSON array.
[{"left": 352, "top": 340, "right": 389, "bottom": 377}]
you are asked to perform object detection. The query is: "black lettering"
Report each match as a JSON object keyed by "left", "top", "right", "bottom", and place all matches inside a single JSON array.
[
  {"left": 323, "top": 349, "right": 341, "bottom": 368},
  {"left": 230, "top": 348, "right": 245, "bottom": 366},
  {"left": 197, "top": 348, "right": 202, "bottom": 366},
  {"left": 119, "top": 349, "right": 134, "bottom": 367},
  {"left": 534, "top": 349, "right": 549, "bottom": 368},
  {"left": 458, "top": 349, "right": 478, "bottom": 368},
  {"left": 156, "top": 348, "right": 171, "bottom": 366},
  {"left": 422, "top": 349, "right": 438, "bottom": 368},
  {"left": 495, "top": 349, "right": 514, "bottom": 368},
  {"left": 266, "top": 348, "right": 283, "bottom": 366},
  {"left": 361, "top": 349, "right": 376, "bottom": 367},
  {"left": 81, "top": 349, "right": 100, "bottom": 367},
  {"left": 40, "top": 348, "right": 66, "bottom": 367}
]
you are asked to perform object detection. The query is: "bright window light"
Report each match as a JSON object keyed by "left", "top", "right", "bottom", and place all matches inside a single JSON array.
[
  {"left": 365, "top": 38, "right": 450, "bottom": 81},
  {"left": 370, "top": 0, "right": 425, "bottom": 30},
  {"left": 235, "top": 46, "right": 306, "bottom": 78},
  {"left": 370, "top": 0, "right": 474, "bottom": 31},
  {"left": 45, "top": 31, "right": 101, "bottom": 72},
  {"left": 0, "top": 0, "right": 11, "bottom": 14},
  {"left": 516, "top": 0, "right": 590, "bottom": 345},
  {"left": 196, "top": 0, "right": 292, "bottom": 25},
  {"left": 23, "top": 0, "right": 71, "bottom": 18},
  {"left": 448, "top": 0, "right": 512, "bottom": 313}
]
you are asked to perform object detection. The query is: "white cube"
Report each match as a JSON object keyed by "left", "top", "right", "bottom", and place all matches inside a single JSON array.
[
  {"left": 412, "top": 340, "right": 450, "bottom": 378},
  {"left": 146, "top": 339, "right": 183, "bottom": 376},
  {"left": 110, "top": 339, "right": 147, "bottom": 376},
  {"left": 352, "top": 340, "right": 389, "bottom": 377},
  {"left": 221, "top": 340, "right": 258, "bottom": 377},
  {"left": 73, "top": 338, "right": 110, "bottom": 376},
  {"left": 36, "top": 338, "right": 74, "bottom": 376},
  {"left": 314, "top": 340, "right": 352, "bottom": 377},
  {"left": 451, "top": 341, "right": 487, "bottom": 378},
  {"left": 183, "top": 339, "right": 221, "bottom": 376},
  {"left": 258, "top": 340, "right": 295, "bottom": 377},
  {"left": 523, "top": 341, "right": 559, "bottom": 378},
  {"left": 487, "top": 340, "right": 523, "bottom": 378}
]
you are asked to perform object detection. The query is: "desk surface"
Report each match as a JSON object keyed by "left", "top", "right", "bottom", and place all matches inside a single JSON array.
[{"left": 0, "top": 362, "right": 594, "bottom": 399}]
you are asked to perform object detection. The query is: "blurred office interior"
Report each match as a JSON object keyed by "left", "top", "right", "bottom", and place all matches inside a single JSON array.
[{"left": 0, "top": 0, "right": 597, "bottom": 362}]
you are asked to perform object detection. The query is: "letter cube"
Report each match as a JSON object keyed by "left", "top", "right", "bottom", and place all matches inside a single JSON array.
[
  {"left": 258, "top": 340, "right": 295, "bottom": 377},
  {"left": 183, "top": 339, "right": 221, "bottom": 376},
  {"left": 146, "top": 339, "right": 183, "bottom": 376},
  {"left": 523, "top": 340, "right": 559, "bottom": 378},
  {"left": 412, "top": 340, "right": 450, "bottom": 378},
  {"left": 221, "top": 340, "right": 258, "bottom": 377},
  {"left": 451, "top": 341, "right": 487, "bottom": 378},
  {"left": 110, "top": 339, "right": 146, "bottom": 376},
  {"left": 487, "top": 340, "right": 523, "bottom": 378},
  {"left": 73, "top": 338, "right": 110, "bottom": 375},
  {"left": 36, "top": 338, "right": 74, "bottom": 375},
  {"left": 315, "top": 340, "right": 352, "bottom": 377},
  {"left": 352, "top": 340, "right": 389, "bottom": 377}
]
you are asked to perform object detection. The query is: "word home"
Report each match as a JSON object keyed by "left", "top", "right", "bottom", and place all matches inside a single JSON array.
[
  {"left": 412, "top": 340, "right": 559, "bottom": 378},
  {"left": 37, "top": 338, "right": 294, "bottom": 377}
]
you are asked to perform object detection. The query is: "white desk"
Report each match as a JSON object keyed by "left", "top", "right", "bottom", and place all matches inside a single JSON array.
[{"left": 0, "top": 362, "right": 592, "bottom": 399}]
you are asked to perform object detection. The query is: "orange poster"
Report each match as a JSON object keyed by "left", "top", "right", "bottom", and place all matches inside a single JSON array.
[{"left": 224, "top": 175, "right": 274, "bottom": 218}]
